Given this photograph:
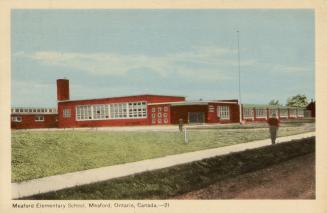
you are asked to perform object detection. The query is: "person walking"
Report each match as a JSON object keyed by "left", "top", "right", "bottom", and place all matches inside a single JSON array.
[{"left": 267, "top": 113, "right": 280, "bottom": 145}]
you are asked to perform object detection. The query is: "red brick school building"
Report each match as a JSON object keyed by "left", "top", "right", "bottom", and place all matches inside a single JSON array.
[{"left": 11, "top": 79, "right": 314, "bottom": 129}]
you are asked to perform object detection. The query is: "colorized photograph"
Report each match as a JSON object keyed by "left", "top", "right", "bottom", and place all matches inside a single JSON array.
[{"left": 11, "top": 9, "right": 315, "bottom": 200}]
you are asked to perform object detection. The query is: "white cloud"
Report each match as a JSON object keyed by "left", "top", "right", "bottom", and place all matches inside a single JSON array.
[{"left": 15, "top": 45, "right": 256, "bottom": 82}]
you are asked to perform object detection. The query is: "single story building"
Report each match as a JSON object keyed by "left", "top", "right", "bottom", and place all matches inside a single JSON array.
[
  {"left": 56, "top": 79, "right": 240, "bottom": 128},
  {"left": 10, "top": 79, "right": 312, "bottom": 129},
  {"left": 11, "top": 107, "right": 58, "bottom": 129},
  {"left": 56, "top": 79, "right": 308, "bottom": 128}
]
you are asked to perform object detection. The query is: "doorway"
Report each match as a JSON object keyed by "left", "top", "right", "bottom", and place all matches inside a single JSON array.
[{"left": 188, "top": 112, "right": 205, "bottom": 124}]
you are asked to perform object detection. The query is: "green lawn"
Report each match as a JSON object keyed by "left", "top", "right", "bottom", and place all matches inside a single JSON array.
[
  {"left": 11, "top": 123, "right": 315, "bottom": 182},
  {"left": 26, "top": 137, "right": 315, "bottom": 200}
]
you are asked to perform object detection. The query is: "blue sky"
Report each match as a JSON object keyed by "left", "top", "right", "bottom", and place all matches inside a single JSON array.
[{"left": 11, "top": 9, "right": 314, "bottom": 107}]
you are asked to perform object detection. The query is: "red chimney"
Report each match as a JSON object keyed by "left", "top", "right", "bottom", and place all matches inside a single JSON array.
[{"left": 56, "top": 79, "right": 70, "bottom": 101}]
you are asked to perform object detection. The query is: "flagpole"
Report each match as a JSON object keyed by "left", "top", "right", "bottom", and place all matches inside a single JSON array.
[{"left": 237, "top": 30, "right": 242, "bottom": 124}]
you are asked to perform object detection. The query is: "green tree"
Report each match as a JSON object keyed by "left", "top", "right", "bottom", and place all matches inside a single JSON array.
[
  {"left": 286, "top": 94, "right": 308, "bottom": 107},
  {"left": 268, "top": 99, "right": 282, "bottom": 106}
]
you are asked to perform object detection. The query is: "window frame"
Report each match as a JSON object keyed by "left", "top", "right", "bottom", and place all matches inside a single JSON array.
[
  {"left": 217, "top": 105, "right": 230, "bottom": 120},
  {"left": 35, "top": 115, "right": 45, "bottom": 122},
  {"left": 63, "top": 108, "right": 72, "bottom": 118},
  {"left": 243, "top": 108, "right": 254, "bottom": 119},
  {"left": 76, "top": 101, "right": 147, "bottom": 121},
  {"left": 255, "top": 108, "right": 267, "bottom": 118},
  {"left": 11, "top": 116, "right": 22, "bottom": 122},
  {"left": 279, "top": 109, "right": 288, "bottom": 118}
]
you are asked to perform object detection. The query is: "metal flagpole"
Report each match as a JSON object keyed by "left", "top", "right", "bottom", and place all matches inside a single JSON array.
[{"left": 237, "top": 30, "right": 243, "bottom": 124}]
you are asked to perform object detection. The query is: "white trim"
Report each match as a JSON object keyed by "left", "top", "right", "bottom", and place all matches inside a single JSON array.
[
  {"left": 35, "top": 115, "right": 45, "bottom": 122},
  {"left": 255, "top": 108, "right": 267, "bottom": 118},
  {"left": 243, "top": 107, "right": 254, "bottom": 119},
  {"left": 297, "top": 109, "right": 304, "bottom": 117},
  {"left": 289, "top": 109, "right": 297, "bottom": 118},
  {"left": 148, "top": 101, "right": 238, "bottom": 106},
  {"left": 76, "top": 101, "right": 147, "bottom": 121},
  {"left": 11, "top": 116, "right": 22, "bottom": 122},
  {"left": 63, "top": 108, "right": 71, "bottom": 118},
  {"left": 57, "top": 94, "right": 185, "bottom": 103},
  {"left": 217, "top": 105, "right": 230, "bottom": 120},
  {"left": 279, "top": 108, "right": 288, "bottom": 118},
  {"left": 11, "top": 107, "right": 57, "bottom": 115}
]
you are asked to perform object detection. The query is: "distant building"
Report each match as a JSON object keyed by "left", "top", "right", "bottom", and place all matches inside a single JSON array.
[
  {"left": 306, "top": 99, "right": 316, "bottom": 118},
  {"left": 241, "top": 104, "right": 307, "bottom": 121},
  {"left": 11, "top": 107, "right": 58, "bottom": 129}
]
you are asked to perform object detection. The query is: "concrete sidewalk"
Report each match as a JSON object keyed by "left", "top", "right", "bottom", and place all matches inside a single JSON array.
[{"left": 12, "top": 132, "right": 315, "bottom": 199}]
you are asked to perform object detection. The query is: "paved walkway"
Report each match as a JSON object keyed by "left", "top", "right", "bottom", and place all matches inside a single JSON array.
[{"left": 12, "top": 132, "right": 315, "bottom": 199}]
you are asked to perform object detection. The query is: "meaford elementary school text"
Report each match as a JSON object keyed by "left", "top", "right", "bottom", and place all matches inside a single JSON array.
[{"left": 11, "top": 79, "right": 315, "bottom": 129}]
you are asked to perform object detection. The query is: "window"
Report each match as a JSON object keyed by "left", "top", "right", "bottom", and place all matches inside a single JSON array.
[
  {"left": 152, "top": 118, "right": 156, "bottom": 124},
  {"left": 76, "top": 102, "right": 147, "bottom": 121},
  {"left": 279, "top": 109, "right": 288, "bottom": 117},
  {"left": 218, "top": 106, "right": 230, "bottom": 120},
  {"left": 129, "top": 102, "right": 147, "bottom": 118},
  {"left": 93, "top": 105, "right": 109, "bottom": 119},
  {"left": 158, "top": 118, "right": 162, "bottom": 124},
  {"left": 289, "top": 109, "right": 297, "bottom": 117},
  {"left": 163, "top": 113, "right": 168, "bottom": 118},
  {"left": 152, "top": 113, "right": 156, "bottom": 118},
  {"left": 158, "top": 113, "right": 162, "bottom": 118},
  {"left": 12, "top": 116, "right": 22, "bottom": 122},
  {"left": 63, "top": 108, "right": 71, "bottom": 118},
  {"left": 269, "top": 109, "right": 278, "bottom": 117},
  {"left": 164, "top": 106, "right": 168, "bottom": 112},
  {"left": 164, "top": 118, "right": 168, "bottom": 124},
  {"left": 255, "top": 108, "right": 267, "bottom": 118},
  {"left": 243, "top": 108, "right": 254, "bottom": 119},
  {"left": 158, "top": 107, "right": 162, "bottom": 112},
  {"left": 152, "top": 108, "right": 156, "bottom": 113},
  {"left": 111, "top": 103, "right": 128, "bottom": 118},
  {"left": 297, "top": 109, "right": 304, "bottom": 117},
  {"left": 35, "top": 115, "right": 44, "bottom": 122},
  {"left": 76, "top": 105, "right": 92, "bottom": 120}
]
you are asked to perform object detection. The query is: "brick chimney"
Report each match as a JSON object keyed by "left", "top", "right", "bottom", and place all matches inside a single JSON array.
[{"left": 56, "top": 79, "right": 70, "bottom": 101}]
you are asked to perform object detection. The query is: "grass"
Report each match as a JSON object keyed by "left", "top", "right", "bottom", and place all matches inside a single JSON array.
[
  {"left": 11, "top": 122, "right": 315, "bottom": 182},
  {"left": 24, "top": 137, "right": 315, "bottom": 200}
]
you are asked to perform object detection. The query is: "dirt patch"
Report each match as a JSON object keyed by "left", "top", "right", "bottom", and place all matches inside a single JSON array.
[{"left": 175, "top": 153, "right": 315, "bottom": 199}]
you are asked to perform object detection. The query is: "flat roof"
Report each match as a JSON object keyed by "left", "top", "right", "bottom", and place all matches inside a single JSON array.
[
  {"left": 58, "top": 94, "right": 185, "bottom": 103},
  {"left": 242, "top": 104, "right": 305, "bottom": 109},
  {"left": 11, "top": 107, "right": 58, "bottom": 115},
  {"left": 148, "top": 100, "right": 239, "bottom": 106}
]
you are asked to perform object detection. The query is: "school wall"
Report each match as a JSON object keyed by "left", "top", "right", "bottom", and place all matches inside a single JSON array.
[
  {"left": 170, "top": 105, "right": 208, "bottom": 124},
  {"left": 11, "top": 114, "right": 58, "bottom": 129},
  {"left": 57, "top": 95, "right": 184, "bottom": 128}
]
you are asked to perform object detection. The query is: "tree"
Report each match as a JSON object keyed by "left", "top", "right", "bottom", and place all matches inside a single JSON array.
[
  {"left": 268, "top": 99, "right": 282, "bottom": 106},
  {"left": 286, "top": 94, "right": 308, "bottom": 107}
]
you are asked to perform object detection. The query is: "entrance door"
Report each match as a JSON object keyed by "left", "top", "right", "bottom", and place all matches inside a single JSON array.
[{"left": 188, "top": 112, "right": 205, "bottom": 124}]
